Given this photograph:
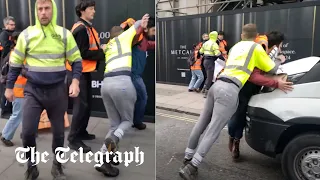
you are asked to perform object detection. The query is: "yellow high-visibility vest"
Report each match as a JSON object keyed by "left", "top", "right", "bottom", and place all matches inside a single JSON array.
[
  {"left": 219, "top": 41, "right": 277, "bottom": 88},
  {"left": 104, "top": 25, "right": 137, "bottom": 76},
  {"left": 9, "top": 0, "right": 82, "bottom": 74}
]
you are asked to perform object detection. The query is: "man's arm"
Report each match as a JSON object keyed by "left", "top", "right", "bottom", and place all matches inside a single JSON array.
[
  {"left": 73, "top": 26, "right": 104, "bottom": 61},
  {"left": 120, "top": 18, "right": 143, "bottom": 46},
  {"left": 132, "top": 35, "right": 141, "bottom": 46},
  {"left": 199, "top": 45, "right": 204, "bottom": 55},
  {"left": 6, "top": 30, "right": 27, "bottom": 89},
  {"left": 119, "top": 20, "right": 144, "bottom": 45},
  {"left": 66, "top": 30, "right": 83, "bottom": 80},
  {"left": 254, "top": 45, "right": 281, "bottom": 74},
  {"left": 248, "top": 68, "right": 278, "bottom": 88}
]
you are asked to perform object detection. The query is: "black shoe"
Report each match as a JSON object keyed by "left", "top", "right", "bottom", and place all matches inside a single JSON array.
[
  {"left": 1, "top": 136, "right": 14, "bottom": 146},
  {"left": 179, "top": 158, "right": 191, "bottom": 171},
  {"left": 95, "top": 162, "right": 119, "bottom": 177},
  {"left": 25, "top": 166, "right": 39, "bottom": 180},
  {"left": 51, "top": 162, "right": 66, "bottom": 180},
  {"left": 68, "top": 140, "right": 91, "bottom": 153},
  {"left": 110, "top": 153, "right": 120, "bottom": 166},
  {"left": 1, "top": 113, "right": 11, "bottom": 119},
  {"left": 203, "top": 90, "right": 208, "bottom": 98},
  {"left": 201, "top": 88, "right": 206, "bottom": 94},
  {"left": 79, "top": 133, "right": 96, "bottom": 140},
  {"left": 232, "top": 139, "right": 240, "bottom": 160},
  {"left": 132, "top": 123, "right": 147, "bottom": 130},
  {"left": 228, "top": 136, "right": 234, "bottom": 152},
  {"left": 183, "top": 158, "right": 191, "bottom": 165},
  {"left": 179, "top": 163, "right": 198, "bottom": 180}
]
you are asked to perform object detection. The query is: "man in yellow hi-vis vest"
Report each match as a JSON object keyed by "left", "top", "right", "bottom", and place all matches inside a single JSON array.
[
  {"left": 199, "top": 31, "right": 221, "bottom": 98},
  {"left": 179, "top": 24, "right": 282, "bottom": 179},
  {"left": 4, "top": 0, "right": 82, "bottom": 179},
  {"left": 94, "top": 14, "right": 149, "bottom": 177}
]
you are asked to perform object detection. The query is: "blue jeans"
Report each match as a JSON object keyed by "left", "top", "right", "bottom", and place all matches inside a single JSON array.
[
  {"left": 227, "top": 96, "right": 249, "bottom": 139},
  {"left": 188, "top": 70, "right": 204, "bottom": 90},
  {"left": 132, "top": 75, "right": 148, "bottom": 125},
  {"left": 131, "top": 75, "right": 148, "bottom": 125},
  {"left": 2, "top": 98, "right": 23, "bottom": 140}
]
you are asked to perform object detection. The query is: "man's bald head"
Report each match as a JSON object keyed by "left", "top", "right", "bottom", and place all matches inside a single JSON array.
[{"left": 241, "top": 24, "right": 258, "bottom": 41}]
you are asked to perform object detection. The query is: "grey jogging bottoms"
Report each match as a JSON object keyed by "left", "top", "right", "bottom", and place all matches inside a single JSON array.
[{"left": 185, "top": 80, "right": 240, "bottom": 166}]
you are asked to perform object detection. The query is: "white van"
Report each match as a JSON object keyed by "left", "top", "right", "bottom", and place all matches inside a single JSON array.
[{"left": 245, "top": 56, "right": 320, "bottom": 180}]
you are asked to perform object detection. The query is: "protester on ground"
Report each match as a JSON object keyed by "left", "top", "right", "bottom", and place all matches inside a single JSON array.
[
  {"left": 227, "top": 31, "right": 293, "bottom": 160},
  {"left": 5, "top": 0, "right": 82, "bottom": 179},
  {"left": 199, "top": 31, "right": 221, "bottom": 98},
  {"left": 67, "top": 0, "right": 105, "bottom": 153},
  {"left": 179, "top": 24, "right": 283, "bottom": 180},
  {"left": 94, "top": 14, "right": 149, "bottom": 178},
  {"left": 0, "top": 16, "right": 15, "bottom": 119},
  {"left": 188, "top": 44, "right": 204, "bottom": 92}
]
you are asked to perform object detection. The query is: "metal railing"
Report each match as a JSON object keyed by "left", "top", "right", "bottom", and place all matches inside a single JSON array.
[{"left": 156, "top": 0, "right": 253, "bottom": 17}]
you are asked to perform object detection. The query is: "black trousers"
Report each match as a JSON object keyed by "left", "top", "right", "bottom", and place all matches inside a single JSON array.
[
  {"left": 203, "top": 58, "right": 215, "bottom": 90},
  {"left": 67, "top": 72, "right": 92, "bottom": 143},
  {"left": 22, "top": 82, "right": 67, "bottom": 166}
]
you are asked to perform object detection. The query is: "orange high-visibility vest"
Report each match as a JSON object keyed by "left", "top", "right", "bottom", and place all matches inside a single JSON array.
[
  {"left": 66, "top": 21, "right": 99, "bottom": 72},
  {"left": 13, "top": 59, "right": 27, "bottom": 98},
  {"left": 255, "top": 35, "right": 268, "bottom": 52},
  {"left": 219, "top": 40, "right": 228, "bottom": 60},
  {"left": 13, "top": 75, "right": 27, "bottom": 98},
  {"left": 191, "top": 50, "right": 202, "bottom": 70}
]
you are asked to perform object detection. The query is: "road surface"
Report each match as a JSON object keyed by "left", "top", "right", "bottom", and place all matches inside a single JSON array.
[{"left": 156, "top": 109, "right": 285, "bottom": 180}]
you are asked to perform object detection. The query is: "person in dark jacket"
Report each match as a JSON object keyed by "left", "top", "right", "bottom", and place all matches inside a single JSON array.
[
  {"left": 0, "top": 16, "right": 15, "bottom": 59},
  {"left": 227, "top": 31, "right": 293, "bottom": 160},
  {"left": 67, "top": 0, "right": 105, "bottom": 153},
  {"left": 0, "top": 16, "right": 15, "bottom": 119},
  {"left": 131, "top": 17, "right": 155, "bottom": 130}
]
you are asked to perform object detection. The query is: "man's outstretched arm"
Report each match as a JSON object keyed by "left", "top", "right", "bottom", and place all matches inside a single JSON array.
[{"left": 248, "top": 68, "right": 278, "bottom": 88}]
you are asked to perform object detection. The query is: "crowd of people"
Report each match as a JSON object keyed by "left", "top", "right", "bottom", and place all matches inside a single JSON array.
[
  {"left": 0, "top": 0, "right": 155, "bottom": 179},
  {"left": 187, "top": 31, "right": 228, "bottom": 98},
  {"left": 180, "top": 24, "right": 293, "bottom": 180}
]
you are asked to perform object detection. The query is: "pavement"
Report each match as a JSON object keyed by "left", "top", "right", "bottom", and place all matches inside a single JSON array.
[
  {"left": 156, "top": 83, "right": 205, "bottom": 116},
  {"left": 0, "top": 115, "right": 155, "bottom": 180},
  {"left": 156, "top": 109, "right": 285, "bottom": 180}
]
